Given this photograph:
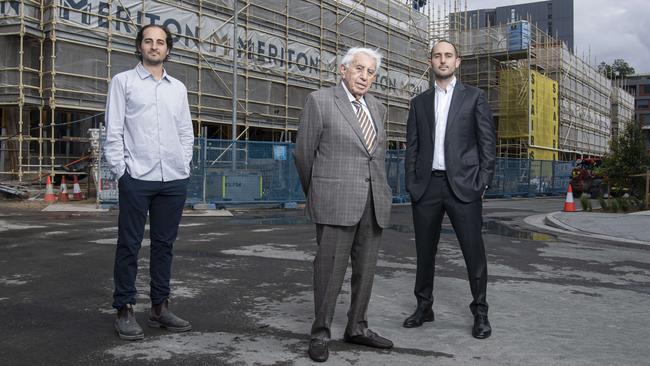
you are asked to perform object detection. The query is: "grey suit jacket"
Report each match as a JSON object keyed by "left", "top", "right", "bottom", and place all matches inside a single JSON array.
[
  {"left": 294, "top": 83, "right": 392, "bottom": 228},
  {"left": 405, "top": 81, "right": 496, "bottom": 203}
]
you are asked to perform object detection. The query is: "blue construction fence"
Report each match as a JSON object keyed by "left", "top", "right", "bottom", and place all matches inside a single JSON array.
[
  {"left": 185, "top": 139, "right": 573, "bottom": 205},
  {"left": 98, "top": 138, "right": 573, "bottom": 205}
]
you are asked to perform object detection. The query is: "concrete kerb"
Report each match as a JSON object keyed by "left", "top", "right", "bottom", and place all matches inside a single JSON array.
[
  {"left": 37, "top": 201, "right": 649, "bottom": 242},
  {"left": 629, "top": 210, "right": 650, "bottom": 216},
  {"left": 41, "top": 203, "right": 109, "bottom": 212},
  {"left": 41, "top": 203, "right": 233, "bottom": 217},
  {"left": 524, "top": 211, "right": 650, "bottom": 246},
  {"left": 183, "top": 209, "right": 233, "bottom": 217}
]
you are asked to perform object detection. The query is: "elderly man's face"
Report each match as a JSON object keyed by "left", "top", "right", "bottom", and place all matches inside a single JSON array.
[{"left": 340, "top": 52, "right": 377, "bottom": 99}]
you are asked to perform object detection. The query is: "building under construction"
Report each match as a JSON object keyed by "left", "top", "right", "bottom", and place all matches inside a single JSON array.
[
  {"left": 438, "top": 0, "right": 634, "bottom": 162},
  {"left": 0, "top": 0, "right": 430, "bottom": 181},
  {"left": 1, "top": 0, "right": 637, "bottom": 187},
  {"left": 611, "top": 84, "right": 635, "bottom": 138}
]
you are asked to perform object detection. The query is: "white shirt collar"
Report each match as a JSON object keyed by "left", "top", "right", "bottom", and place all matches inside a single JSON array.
[
  {"left": 136, "top": 62, "right": 170, "bottom": 82},
  {"left": 434, "top": 76, "right": 457, "bottom": 93},
  {"left": 341, "top": 81, "right": 367, "bottom": 106}
]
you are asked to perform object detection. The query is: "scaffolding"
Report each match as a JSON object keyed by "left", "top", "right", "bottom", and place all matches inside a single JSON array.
[
  {"left": 430, "top": 0, "right": 628, "bottom": 162},
  {"left": 0, "top": 0, "right": 430, "bottom": 181},
  {"left": 610, "top": 84, "right": 635, "bottom": 138},
  {"left": 543, "top": 46, "right": 612, "bottom": 159},
  {"left": 0, "top": 0, "right": 44, "bottom": 181}
]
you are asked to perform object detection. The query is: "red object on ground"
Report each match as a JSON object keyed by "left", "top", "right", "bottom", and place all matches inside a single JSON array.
[
  {"left": 44, "top": 176, "right": 57, "bottom": 203},
  {"left": 563, "top": 184, "right": 576, "bottom": 212}
]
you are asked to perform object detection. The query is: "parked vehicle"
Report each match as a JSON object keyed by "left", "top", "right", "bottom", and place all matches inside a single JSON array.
[{"left": 570, "top": 158, "right": 606, "bottom": 197}]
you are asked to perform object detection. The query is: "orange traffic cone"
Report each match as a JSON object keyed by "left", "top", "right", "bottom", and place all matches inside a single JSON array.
[
  {"left": 44, "top": 176, "right": 57, "bottom": 203},
  {"left": 58, "top": 176, "right": 69, "bottom": 202},
  {"left": 72, "top": 175, "right": 84, "bottom": 200},
  {"left": 563, "top": 184, "right": 576, "bottom": 212}
]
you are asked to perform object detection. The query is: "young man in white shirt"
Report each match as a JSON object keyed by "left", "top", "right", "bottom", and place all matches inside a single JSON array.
[
  {"left": 403, "top": 40, "right": 496, "bottom": 339},
  {"left": 104, "top": 24, "right": 194, "bottom": 340}
]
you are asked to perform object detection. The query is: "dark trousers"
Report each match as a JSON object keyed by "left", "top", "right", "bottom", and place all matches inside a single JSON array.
[
  {"left": 411, "top": 171, "right": 488, "bottom": 316},
  {"left": 112, "top": 172, "right": 188, "bottom": 310},
  {"left": 311, "top": 188, "right": 382, "bottom": 340}
]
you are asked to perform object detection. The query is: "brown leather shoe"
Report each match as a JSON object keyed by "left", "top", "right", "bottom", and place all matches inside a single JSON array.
[
  {"left": 147, "top": 300, "right": 192, "bottom": 332},
  {"left": 114, "top": 304, "right": 144, "bottom": 340}
]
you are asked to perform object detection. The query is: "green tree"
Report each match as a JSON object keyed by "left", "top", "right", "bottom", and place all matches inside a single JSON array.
[
  {"left": 598, "top": 59, "right": 636, "bottom": 79},
  {"left": 602, "top": 121, "right": 648, "bottom": 197},
  {"left": 597, "top": 61, "right": 612, "bottom": 77}
]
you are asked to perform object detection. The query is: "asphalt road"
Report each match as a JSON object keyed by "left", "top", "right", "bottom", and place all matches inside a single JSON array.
[{"left": 1, "top": 197, "right": 649, "bottom": 365}]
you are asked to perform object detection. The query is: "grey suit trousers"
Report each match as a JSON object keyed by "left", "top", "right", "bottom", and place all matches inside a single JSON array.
[{"left": 310, "top": 188, "right": 382, "bottom": 340}]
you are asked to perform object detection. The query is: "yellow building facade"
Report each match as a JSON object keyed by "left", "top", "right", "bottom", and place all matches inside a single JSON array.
[{"left": 499, "top": 69, "right": 559, "bottom": 160}]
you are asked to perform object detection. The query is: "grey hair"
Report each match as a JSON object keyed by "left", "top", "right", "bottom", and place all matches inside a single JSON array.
[{"left": 341, "top": 47, "right": 382, "bottom": 71}]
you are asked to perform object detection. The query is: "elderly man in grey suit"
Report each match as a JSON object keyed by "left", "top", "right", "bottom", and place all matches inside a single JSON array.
[
  {"left": 403, "top": 40, "right": 496, "bottom": 339},
  {"left": 294, "top": 47, "right": 394, "bottom": 362}
]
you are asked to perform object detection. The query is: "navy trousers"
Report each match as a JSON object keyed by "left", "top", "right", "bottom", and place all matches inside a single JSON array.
[{"left": 112, "top": 172, "right": 188, "bottom": 309}]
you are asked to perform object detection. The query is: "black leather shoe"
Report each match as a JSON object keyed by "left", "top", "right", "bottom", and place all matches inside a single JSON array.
[
  {"left": 308, "top": 339, "right": 329, "bottom": 362},
  {"left": 403, "top": 307, "right": 434, "bottom": 328},
  {"left": 472, "top": 314, "right": 492, "bottom": 339},
  {"left": 344, "top": 329, "right": 393, "bottom": 349}
]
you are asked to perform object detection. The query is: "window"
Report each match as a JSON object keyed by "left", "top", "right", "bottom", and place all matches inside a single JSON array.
[
  {"left": 486, "top": 12, "right": 495, "bottom": 27},
  {"left": 636, "top": 99, "right": 649, "bottom": 109},
  {"left": 470, "top": 13, "right": 478, "bottom": 28},
  {"left": 641, "top": 84, "right": 650, "bottom": 95},
  {"left": 641, "top": 113, "right": 650, "bottom": 126}
]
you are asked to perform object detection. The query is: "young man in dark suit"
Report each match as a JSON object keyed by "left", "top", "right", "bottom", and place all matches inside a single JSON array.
[{"left": 403, "top": 39, "right": 496, "bottom": 339}]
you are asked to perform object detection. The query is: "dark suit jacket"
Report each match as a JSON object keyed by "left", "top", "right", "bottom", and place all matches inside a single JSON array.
[
  {"left": 294, "top": 83, "right": 393, "bottom": 228},
  {"left": 405, "top": 81, "right": 496, "bottom": 203}
]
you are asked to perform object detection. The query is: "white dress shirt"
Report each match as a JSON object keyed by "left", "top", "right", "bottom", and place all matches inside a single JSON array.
[
  {"left": 104, "top": 63, "right": 194, "bottom": 182},
  {"left": 341, "top": 81, "right": 376, "bottom": 131},
  {"left": 432, "top": 76, "right": 457, "bottom": 171}
]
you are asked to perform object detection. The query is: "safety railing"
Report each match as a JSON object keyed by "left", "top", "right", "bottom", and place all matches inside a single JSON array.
[{"left": 97, "top": 138, "right": 573, "bottom": 205}]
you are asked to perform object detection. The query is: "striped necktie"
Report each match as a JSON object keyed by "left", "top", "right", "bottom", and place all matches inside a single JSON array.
[{"left": 351, "top": 100, "right": 377, "bottom": 153}]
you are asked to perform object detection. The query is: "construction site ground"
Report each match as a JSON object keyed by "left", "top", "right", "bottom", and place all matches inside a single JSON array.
[{"left": 1, "top": 197, "right": 649, "bottom": 365}]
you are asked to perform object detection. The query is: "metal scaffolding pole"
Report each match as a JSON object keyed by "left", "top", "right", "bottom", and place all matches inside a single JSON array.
[
  {"left": 231, "top": 0, "right": 238, "bottom": 170},
  {"left": 1, "top": 0, "right": 430, "bottom": 177}
]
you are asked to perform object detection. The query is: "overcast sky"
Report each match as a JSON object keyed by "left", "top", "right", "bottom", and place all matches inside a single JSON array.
[{"left": 458, "top": 0, "right": 648, "bottom": 74}]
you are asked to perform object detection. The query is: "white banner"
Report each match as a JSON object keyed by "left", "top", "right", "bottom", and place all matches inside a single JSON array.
[
  {"left": 375, "top": 69, "right": 426, "bottom": 98},
  {"left": 56, "top": 0, "right": 336, "bottom": 79},
  {"left": 51, "top": 0, "right": 423, "bottom": 97},
  {"left": 0, "top": 1, "right": 20, "bottom": 17}
]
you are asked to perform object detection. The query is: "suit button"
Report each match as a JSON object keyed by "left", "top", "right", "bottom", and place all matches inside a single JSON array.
[
  {"left": 368, "top": 157, "right": 373, "bottom": 161},
  {"left": 365, "top": 178, "right": 370, "bottom": 182}
]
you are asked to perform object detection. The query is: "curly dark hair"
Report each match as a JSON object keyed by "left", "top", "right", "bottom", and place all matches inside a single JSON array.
[{"left": 135, "top": 24, "right": 173, "bottom": 62}]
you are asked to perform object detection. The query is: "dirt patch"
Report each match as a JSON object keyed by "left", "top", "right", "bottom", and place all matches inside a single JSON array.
[{"left": 0, "top": 199, "right": 48, "bottom": 210}]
